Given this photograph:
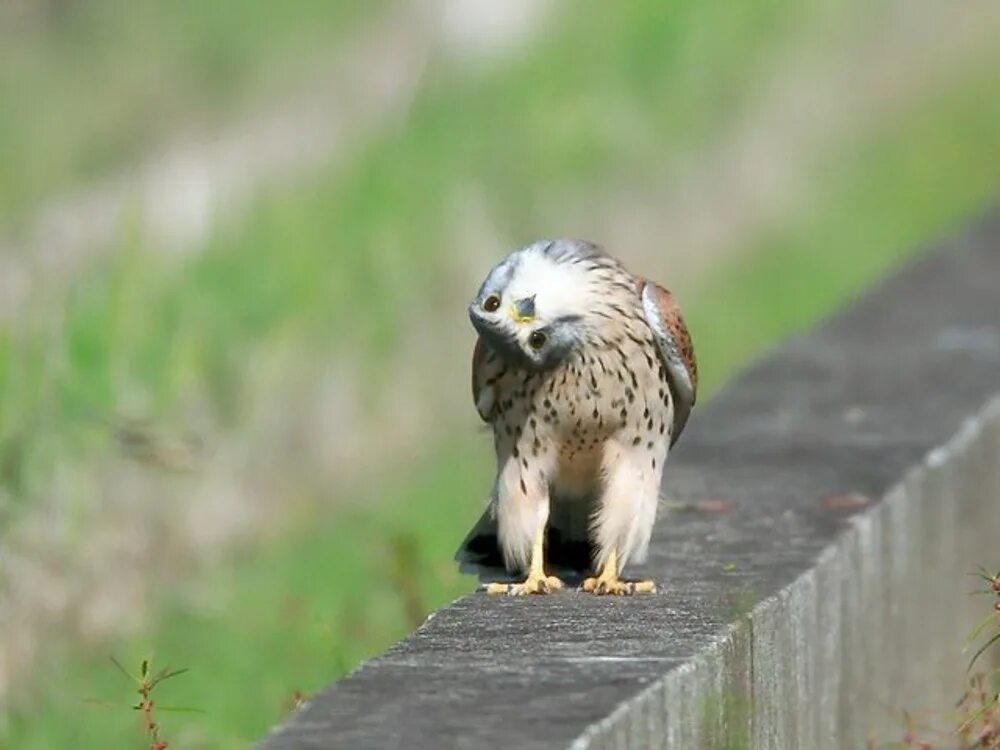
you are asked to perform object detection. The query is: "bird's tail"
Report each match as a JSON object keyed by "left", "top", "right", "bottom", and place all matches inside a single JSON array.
[
  {"left": 454, "top": 506, "right": 510, "bottom": 582},
  {"left": 454, "top": 498, "right": 596, "bottom": 583}
]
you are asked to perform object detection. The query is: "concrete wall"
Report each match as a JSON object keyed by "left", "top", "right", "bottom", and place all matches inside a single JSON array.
[{"left": 581, "top": 397, "right": 1000, "bottom": 749}]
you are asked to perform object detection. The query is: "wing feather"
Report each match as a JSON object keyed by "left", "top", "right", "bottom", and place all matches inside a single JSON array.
[
  {"left": 639, "top": 281, "right": 698, "bottom": 446},
  {"left": 471, "top": 337, "right": 496, "bottom": 423}
]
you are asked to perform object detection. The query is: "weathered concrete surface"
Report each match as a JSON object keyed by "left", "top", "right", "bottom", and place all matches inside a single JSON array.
[{"left": 260, "top": 207, "right": 1000, "bottom": 750}]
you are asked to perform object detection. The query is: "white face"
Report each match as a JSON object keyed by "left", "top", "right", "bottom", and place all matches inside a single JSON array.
[
  {"left": 500, "top": 248, "right": 596, "bottom": 323},
  {"left": 469, "top": 240, "right": 603, "bottom": 370}
]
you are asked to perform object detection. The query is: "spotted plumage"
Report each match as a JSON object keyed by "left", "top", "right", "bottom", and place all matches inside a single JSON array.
[{"left": 456, "top": 239, "right": 697, "bottom": 595}]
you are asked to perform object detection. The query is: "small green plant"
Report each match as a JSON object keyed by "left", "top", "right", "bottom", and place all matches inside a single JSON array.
[
  {"left": 874, "top": 568, "right": 1000, "bottom": 750},
  {"left": 954, "top": 672, "right": 999, "bottom": 749},
  {"left": 88, "top": 655, "right": 200, "bottom": 750},
  {"left": 386, "top": 532, "right": 427, "bottom": 630},
  {"left": 965, "top": 568, "right": 1000, "bottom": 673}
]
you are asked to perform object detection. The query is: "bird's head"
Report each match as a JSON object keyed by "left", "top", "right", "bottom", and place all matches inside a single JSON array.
[{"left": 469, "top": 239, "right": 611, "bottom": 371}]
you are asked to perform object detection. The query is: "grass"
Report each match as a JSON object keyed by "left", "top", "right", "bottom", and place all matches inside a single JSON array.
[
  {"left": 686, "top": 58, "right": 1000, "bottom": 377},
  {"left": 0, "top": 0, "right": 379, "bottom": 228},
  {"left": 873, "top": 570, "right": 1000, "bottom": 749},
  {"left": 1, "top": 0, "right": 999, "bottom": 747},
  {"left": 0, "top": 0, "right": 832, "bottom": 520},
  {"left": 4, "top": 442, "right": 487, "bottom": 749},
  {"left": 3, "top": 0, "right": 981, "bottom": 521}
]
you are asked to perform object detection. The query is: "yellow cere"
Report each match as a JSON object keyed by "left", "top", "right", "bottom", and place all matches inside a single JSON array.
[{"left": 509, "top": 305, "right": 534, "bottom": 324}]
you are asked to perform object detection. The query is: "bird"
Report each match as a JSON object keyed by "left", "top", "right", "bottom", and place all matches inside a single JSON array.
[{"left": 455, "top": 239, "right": 697, "bottom": 595}]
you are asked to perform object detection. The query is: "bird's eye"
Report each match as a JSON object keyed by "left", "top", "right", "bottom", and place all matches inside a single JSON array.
[
  {"left": 483, "top": 294, "right": 501, "bottom": 313},
  {"left": 529, "top": 331, "right": 547, "bottom": 350}
]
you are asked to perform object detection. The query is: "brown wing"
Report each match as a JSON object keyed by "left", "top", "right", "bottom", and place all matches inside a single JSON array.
[
  {"left": 639, "top": 281, "right": 698, "bottom": 446},
  {"left": 471, "top": 337, "right": 497, "bottom": 423}
]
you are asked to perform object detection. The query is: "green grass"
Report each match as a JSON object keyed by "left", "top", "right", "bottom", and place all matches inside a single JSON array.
[
  {"left": 2, "top": 0, "right": 1000, "bottom": 746},
  {"left": 686, "top": 59, "right": 1000, "bottom": 376},
  {"left": 0, "top": 0, "right": 379, "bottom": 227},
  {"left": 3, "top": 441, "right": 488, "bottom": 749},
  {"left": 0, "top": 0, "right": 888, "bottom": 519}
]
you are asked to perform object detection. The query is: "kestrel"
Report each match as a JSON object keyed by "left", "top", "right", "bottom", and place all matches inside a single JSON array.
[{"left": 455, "top": 239, "right": 697, "bottom": 595}]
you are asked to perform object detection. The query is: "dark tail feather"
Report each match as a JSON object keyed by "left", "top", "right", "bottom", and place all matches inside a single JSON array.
[
  {"left": 455, "top": 504, "right": 595, "bottom": 583},
  {"left": 454, "top": 507, "right": 507, "bottom": 581}
]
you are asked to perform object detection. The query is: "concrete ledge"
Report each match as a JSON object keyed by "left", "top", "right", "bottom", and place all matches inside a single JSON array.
[{"left": 260, "top": 207, "right": 1000, "bottom": 749}]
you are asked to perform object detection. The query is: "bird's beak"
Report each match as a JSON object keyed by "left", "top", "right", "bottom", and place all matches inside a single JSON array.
[{"left": 509, "top": 295, "right": 536, "bottom": 324}]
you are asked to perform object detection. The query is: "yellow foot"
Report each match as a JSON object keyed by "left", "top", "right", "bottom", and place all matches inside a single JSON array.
[
  {"left": 485, "top": 573, "right": 564, "bottom": 596},
  {"left": 581, "top": 575, "right": 656, "bottom": 596}
]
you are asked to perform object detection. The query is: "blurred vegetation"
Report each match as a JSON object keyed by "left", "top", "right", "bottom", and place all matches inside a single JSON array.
[
  {"left": 0, "top": 0, "right": 378, "bottom": 228},
  {"left": 1, "top": 0, "right": 998, "bottom": 747}
]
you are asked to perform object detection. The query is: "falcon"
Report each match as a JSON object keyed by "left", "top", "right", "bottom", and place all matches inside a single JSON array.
[{"left": 455, "top": 239, "right": 698, "bottom": 595}]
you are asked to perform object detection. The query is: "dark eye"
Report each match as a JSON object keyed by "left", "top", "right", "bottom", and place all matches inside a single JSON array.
[
  {"left": 529, "top": 330, "right": 547, "bottom": 350},
  {"left": 483, "top": 294, "right": 501, "bottom": 312}
]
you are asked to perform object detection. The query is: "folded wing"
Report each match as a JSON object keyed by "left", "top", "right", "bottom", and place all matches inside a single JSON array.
[{"left": 639, "top": 281, "right": 698, "bottom": 446}]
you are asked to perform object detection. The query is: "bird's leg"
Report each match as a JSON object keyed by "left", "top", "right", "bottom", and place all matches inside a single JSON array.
[
  {"left": 486, "top": 513, "right": 563, "bottom": 596},
  {"left": 582, "top": 547, "right": 656, "bottom": 595}
]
